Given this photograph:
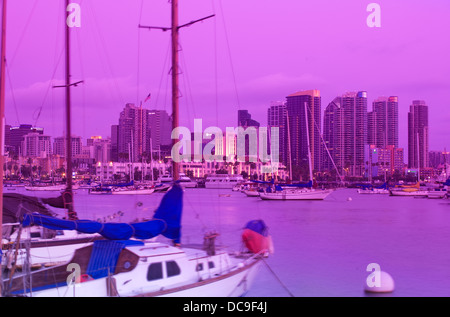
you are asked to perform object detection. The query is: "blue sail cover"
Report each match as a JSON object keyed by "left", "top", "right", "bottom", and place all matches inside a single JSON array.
[
  {"left": 251, "top": 179, "right": 274, "bottom": 184},
  {"left": 279, "top": 180, "right": 313, "bottom": 188},
  {"left": 444, "top": 178, "right": 450, "bottom": 186},
  {"left": 22, "top": 184, "right": 183, "bottom": 243},
  {"left": 244, "top": 220, "right": 269, "bottom": 237}
]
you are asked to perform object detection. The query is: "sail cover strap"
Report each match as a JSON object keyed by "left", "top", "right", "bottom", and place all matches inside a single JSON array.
[
  {"left": 21, "top": 184, "right": 183, "bottom": 243},
  {"left": 87, "top": 240, "right": 143, "bottom": 279}
]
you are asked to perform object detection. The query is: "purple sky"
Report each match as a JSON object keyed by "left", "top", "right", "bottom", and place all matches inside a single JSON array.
[{"left": 4, "top": 0, "right": 450, "bottom": 153}]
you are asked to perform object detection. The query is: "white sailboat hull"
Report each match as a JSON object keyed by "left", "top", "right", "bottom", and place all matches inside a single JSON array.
[
  {"left": 427, "top": 190, "right": 447, "bottom": 199},
  {"left": 357, "top": 189, "right": 389, "bottom": 194},
  {"left": 111, "top": 188, "right": 155, "bottom": 195},
  {"left": 259, "top": 189, "right": 333, "bottom": 200},
  {"left": 389, "top": 190, "right": 429, "bottom": 197},
  {"left": 8, "top": 242, "right": 264, "bottom": 298},
  {"left": 25, "top": 185, "right": 66, "bottom": 191},
  {"left": 243, "top": 190, "right": 260, "bottom": 197}
]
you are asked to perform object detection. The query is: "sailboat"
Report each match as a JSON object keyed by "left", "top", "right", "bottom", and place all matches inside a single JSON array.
[
  {"left": 357, "top": 182, "right": 389, "bottom": 194},
  {"left": 259, "top": 102, "right": 333, "bottom": 200},
  {"left": 3, "top": 184, "right": 269, "bottom": 297},
  {"left": 1, "top": 0, "right": 270, "bottom": 297}
]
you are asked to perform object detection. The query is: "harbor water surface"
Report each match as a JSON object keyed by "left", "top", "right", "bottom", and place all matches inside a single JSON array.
[{"left": 12, "top": 186, "right": 450, "bottom": 297}]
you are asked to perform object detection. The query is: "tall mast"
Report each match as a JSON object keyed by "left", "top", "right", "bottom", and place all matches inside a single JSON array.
[
  {"left": 64, "top": 0, "right": 76, "bottom": 219},
  {"left": 0, "top": 0, "right": 7, "bottom": 253},
  {"left": 138, "top": 3, "right": 213, "bottom": 182},
  {"left": 171, "top": 0, "right": 179, "bottom": 181}
]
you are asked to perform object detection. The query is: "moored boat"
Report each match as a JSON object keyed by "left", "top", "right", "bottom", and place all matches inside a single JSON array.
[
  {"left": 205, "top": 174, "right": 244, "bottom": 189},
  {"left": 2, "top": 185, "right": 271, "bottom": 297}
]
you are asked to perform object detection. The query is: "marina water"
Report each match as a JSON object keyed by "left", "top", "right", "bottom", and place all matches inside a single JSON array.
[{"left": 9, "top": 186, "right": 450, "bottom": 297}]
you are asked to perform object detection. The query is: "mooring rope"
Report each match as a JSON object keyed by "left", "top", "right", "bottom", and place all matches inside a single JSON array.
[{"left": 261, "top": 258, "right": 295, "bottom": 297}]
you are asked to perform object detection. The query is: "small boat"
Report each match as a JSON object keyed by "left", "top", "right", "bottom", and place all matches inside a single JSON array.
[
  {"left": 205, "top": 174, "right": 244, "bottom": 189},
  {"left": 25, "top": 184, "right": 67, "bottom": 191},
  {"left": 178, "top": 173, "right": 198, "bottom": 188},
  {"left": 259, "top": 187, "right": 333, "bottom": 200},
  {"left": 389, "top": 188, "right": 429, "bottom": 197},
  {"left": 88, "top": 186, "right": 113, "bottom": 195},
  {"left": 426, "top": 188, "right": 448, "bottom": 199},
  {"left": 357, "top": 183, "right": 389, "bottom": 194},
  {"left": 111, "top": 185, "right": 155, "bottom": 195}
]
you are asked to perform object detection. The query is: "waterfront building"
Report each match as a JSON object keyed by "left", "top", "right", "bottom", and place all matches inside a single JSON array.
[
  {"left": 286, "top": 89, "right": 322, "bottom": 173},
  {"left": 366, "top": 145, "right": 404, "bottom": 178},
  {"left": 267, "top": 101, "right": 287, "bottom": 167},
  {"left": 53, "top": 135, "right": 82, "bottom": 157},
  {"left": 408, "top": 100, "right": 429, "bottom": 169},
  {"left": 147, "top": 109, "right": 172, "bottom": 151},
  {"left": 110, "top": 125, "right": 119, "bottom": 162},
  {"left": 118, "top": 103, "right": 150, "bottom": 162},
  {"left": 429, "top": 150, "right": 450, "bottom": 168},
  {"left": 8, "top": 124, "right": 44, "bottom": 155},
  {"left": 95, "top": 160, "right": 169, "bottom": 182},
  {"left": 238, "top": 110, "right": 260, "bottom": 128},
  {"left": 322, "top": 91, "right": 367, "bottom": 177},
  {"left": 21, "top": 133, "right": 52, "bottom": 158},
  {"left": 368, "top": 96, "right": 399, "bottom": 149}
]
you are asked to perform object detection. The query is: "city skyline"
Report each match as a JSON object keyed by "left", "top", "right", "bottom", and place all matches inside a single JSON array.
[{"left": 2, "top": 0, "right": 449, "bottom": 154}]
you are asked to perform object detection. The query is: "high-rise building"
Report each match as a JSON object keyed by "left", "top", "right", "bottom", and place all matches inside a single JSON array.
[
  {"left": 286, "top": 89, "right": 321, "bottom": 173},
  {"left": 429, "top": 150, "right": 450, "bottom": 168},
  {"left": 87, "top": 136, "right": 111, "bottom": 163},
  {"left": 147, "top": 109, "right": 172, "bottom": 151},
  {"left": 110, "top": 125, "right": 119, "bottom": 162},
  {"left": 323, "top": 96, "right": 344, "bottom": 172},
  {"left": 368, "top": 96, "right": 398, "bottom": 148},
  {"left": 408, "top": 100, "right": 429, "bottom": 168},
  {"left": 21, "top": 133, "right": 52, "bottom": 158},
  {"left": 8, "top": 124, "right": 44, "bottom": 155},
  {"left": 323, "top": 91, "right": 367, "bottom": 176},
  {"left": 53, "top": 136, "right": 82, "bottom": 157},
  {"left": 267, "top": 101, "right": 287, "bottom": 166},
  {"left": 342, "top": 91, "right": 367, "bottom": 176},
  {"left": 238, "top": 110, "right": 260, "bottom": 128},
  {"left": 118, "top": 103, "right": 150, "bottom": 162}
]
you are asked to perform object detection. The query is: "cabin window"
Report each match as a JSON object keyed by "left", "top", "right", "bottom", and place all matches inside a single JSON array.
[
  {"left": 166, "top": 261, "right": 181, "bottom": 277},
  {"left": 208, "top": 261, "right": 215, "bottom": 269},
  {"left": 196, "top": 263, "right": 204, "bottom": 272},
  {"left": 147, "top": 262, "right": 163, "bottom": 281},
  {"left": 30, "top": 232, "right": 41, "bottom": 238}
]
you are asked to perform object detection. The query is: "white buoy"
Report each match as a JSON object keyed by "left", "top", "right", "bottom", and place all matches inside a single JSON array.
[
  {"left": 347, "top": 197, "right": 352, "bottom": 201},
  {"left": 365, "top": 271, "right": 395, "bottom": 293}
]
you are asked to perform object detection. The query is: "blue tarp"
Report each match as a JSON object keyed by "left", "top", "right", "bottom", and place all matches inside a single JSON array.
[{"left": 22, "top": 184, "right": 183, "bottom": 243}]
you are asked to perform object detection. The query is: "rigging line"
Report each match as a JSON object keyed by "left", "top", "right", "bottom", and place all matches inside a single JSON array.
[
  {"left": 178, "top": 39, "right": 195, "bottom": 124},
  {"left": 5, "top": 62, "right": 20, "bottom": 125},
  {"left": 136, "top": 0, "right": 144, "bottom": 105},
  {"left": 75, "top": 10, "right": 87, "bottom": 140},
  {"left": 8, "top": 0, "right": 38, "bottom": 69},
  {"left": 154, "top": 39, "right": 171, "bottom": 111},
  {"left": 217, "top": 0, "right": 241, "bottom": 110},
  {"left": 86, "top": 2, "right": 124, "bottom": 106},
  {"left": 306, "top": 104, "right": 344, "bottom": 183},
  {"left": 211, "top": 0, "right": 219, "bottom": 127},
  {"left": 32, "top": 48, "right": 65, "bottom": 128}
]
